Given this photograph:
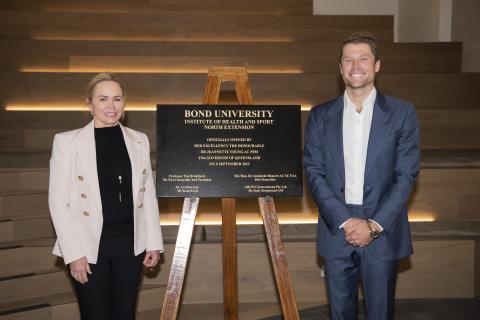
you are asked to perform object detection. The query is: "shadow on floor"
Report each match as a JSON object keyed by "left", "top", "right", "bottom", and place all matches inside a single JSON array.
[{"left": 259, "top": 299, "right": 480, "bottom": 320}]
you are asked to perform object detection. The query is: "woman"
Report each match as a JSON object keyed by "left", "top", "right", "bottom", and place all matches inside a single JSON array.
[{"left": 48, "top": 72, "right": 164, "bottom": 319}]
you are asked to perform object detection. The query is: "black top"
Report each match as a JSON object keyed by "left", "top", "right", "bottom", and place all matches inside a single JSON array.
[{"left": 94, "top": 125, "right": 134, "bottom": 239}]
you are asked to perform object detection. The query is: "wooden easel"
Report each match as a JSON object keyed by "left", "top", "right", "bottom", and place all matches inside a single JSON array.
[{"left": 160, "top": 67, "right": 299, "bottom": 320}]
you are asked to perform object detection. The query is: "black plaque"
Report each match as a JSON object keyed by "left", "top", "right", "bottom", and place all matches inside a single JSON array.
[{"left": 156, "top": 105, "right": 302, "bottom": 198}]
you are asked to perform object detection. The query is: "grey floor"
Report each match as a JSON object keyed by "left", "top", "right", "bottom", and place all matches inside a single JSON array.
[{"left": 260, "top": 299, "right": 480, "bottom": 320}]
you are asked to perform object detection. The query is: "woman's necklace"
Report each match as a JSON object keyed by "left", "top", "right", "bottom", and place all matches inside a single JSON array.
[{"left": 118, "top": 174, "right": 123, "bottom": 203}]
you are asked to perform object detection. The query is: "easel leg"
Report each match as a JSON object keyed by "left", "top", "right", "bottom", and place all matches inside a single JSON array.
[
  {"left": 160, "top": 197, "right": 200, "bottom": 320},
  {"left": 258, "top": 197, "right": 300, "bottom": 320},
  {"left": 222, "top": 198, "right": 238, "bottom": 320}
]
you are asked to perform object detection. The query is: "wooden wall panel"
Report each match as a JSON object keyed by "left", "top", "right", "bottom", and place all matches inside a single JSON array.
[
  {"left": 0, "top": 0, "right": 313, "bottom": 15},
  {"left": 146, "top": 240, "right": 476, "bottom": 303},
  {"left": 0, "top": 12, "right": 393, "bottom": 42},
  {"left": 2, "top": 110, "right": 479, "bottom": 151},
  {"left": 476, "top": 238, "right": 480, "bottom": 299},
  {"left": 1, "top": 73, "right": 478, "bottom": 110},
  {"left": 0, "top": 169, "right": 49, "bottom": 192},
  {"left": 396, "top": 240, "right": 475, "bottom": 298},
  {"left": 410, "top": 169, "right": 480, "bottom": 221},
  {"left": 1, "top": 169, "right": 479, "bottom": 223},
  {"left": 0, "top": 40, "right": 462, "bottom": 73}
]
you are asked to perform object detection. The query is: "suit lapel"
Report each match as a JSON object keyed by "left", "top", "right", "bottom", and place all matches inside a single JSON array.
[
  {"left": 365, "top": 93, "right": 393, "bottom": 178},
  {"left": 120, "top": 124, "right": 143, "bottom": 207},
  {"left": 76, "top": 121, "right": 103, "bottom": 213},
  {"left": 324, "top": 96, "right": 345, "bottom": 184}
]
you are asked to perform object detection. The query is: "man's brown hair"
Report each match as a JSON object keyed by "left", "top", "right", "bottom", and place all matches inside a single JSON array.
[{"left": 340, "top": 32, "right": 379, "bottom": 61}]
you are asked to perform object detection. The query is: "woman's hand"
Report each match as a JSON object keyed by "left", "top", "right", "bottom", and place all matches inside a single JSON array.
[
  {"left": 143, "top": 250, "right": 160, "bottom": 268},
  {"left": 70, "top": 257, "right": 92, "bottom": 284}
]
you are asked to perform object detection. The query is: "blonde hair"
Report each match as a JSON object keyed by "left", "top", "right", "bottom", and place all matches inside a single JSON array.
[{"left": 86, "top": 72, "right": 126, "bottom": 102}]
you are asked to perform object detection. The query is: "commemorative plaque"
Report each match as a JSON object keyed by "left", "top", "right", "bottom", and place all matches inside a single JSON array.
[{"left": 156, "top": 104, "right": 303, "bottom": 198}]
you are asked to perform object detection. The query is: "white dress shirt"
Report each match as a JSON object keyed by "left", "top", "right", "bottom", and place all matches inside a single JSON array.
[
  {"left": 340, "top": 88, "right": 384, "bottom": 231},
  {"left": 343, "top": 87, "right": 376, "bottom": 205}
]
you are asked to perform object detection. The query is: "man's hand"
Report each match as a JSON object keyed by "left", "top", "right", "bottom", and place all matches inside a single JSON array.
[{"left": 343, "top": 218, "right": 373, "bottom": 247}]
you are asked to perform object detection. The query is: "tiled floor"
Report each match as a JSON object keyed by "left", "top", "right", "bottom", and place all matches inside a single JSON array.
[{"left": 260, "top": 299, "right": 480, "bottom": 320}]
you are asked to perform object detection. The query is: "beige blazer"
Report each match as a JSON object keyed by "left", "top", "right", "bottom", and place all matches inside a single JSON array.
[{"left": 48, "top": 120, "right": 164, "bottom": 265}]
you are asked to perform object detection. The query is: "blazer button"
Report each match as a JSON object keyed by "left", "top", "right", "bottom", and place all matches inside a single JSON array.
[
  {"left": 78, "top": 175, "right": 84, "bottom": 181},
  {"left": 143, "top": 169, "right": 147, "bottom": 175},
  {"left": 83, "top": 211, "right": 90, "bottom": 216},
  {"left": 140, "top": 187, "right": 146, "bottom": 192},
  {"left": 81, "top": 193, "right": 87, "bottom": 199},
  {"left": 138, "top": 203, "right": 143, "bottom": 208}
]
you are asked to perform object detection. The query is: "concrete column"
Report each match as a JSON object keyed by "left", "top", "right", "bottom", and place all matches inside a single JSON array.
[{"left": 452, "top": 0, "right": 480, "bottom": 72}]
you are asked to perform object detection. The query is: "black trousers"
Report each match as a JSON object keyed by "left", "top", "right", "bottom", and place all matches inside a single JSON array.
[{"left": 72, "top": 235, "right": 145, "bottom": 320}]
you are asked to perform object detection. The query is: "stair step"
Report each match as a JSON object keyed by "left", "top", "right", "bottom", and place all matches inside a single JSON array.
[
  {"left": 1, "top": 72, "right": 478, "bottom": 110},
  {"left": 5, "top": 148, "right": 477, "bottom": 169},
  {"left": 0, "top": 284, "right": 166, "bottom": 320},
  {"left": 0, "top": 12, "right": 393, "bottom": 42},
  {"left": 0, "top": 306, "right": 51, "bottom": 320},
  {"left": 0, "top": 230, "right": 188, "bottom": 279},
  {"left": 0, "top": 40, "right": 462, "bottom": 73},
  {"left": 0, "top": 167, "right": 479, "bottom": 223},
  {"left": 0, "top": 153, "right": 51, "bottom": 169},
  {"left": 1, "top": 128, "right": 59, "bottom": 152},
  {"left": 1, "top": 109, "right": 479, "bottom": 151},
  {"left": 0, "top": 284, "right": 165, "bottom": 319},
  {"left": 0, "top": 216, "right": 54, "bottom": 242},
  {"left": 1, "top": 150, "right": 480, "bottom": 191},
  {"left": 0, "top": 0, "right": 313, "bottom": 15},
  {"left": 0, "top": 240, "right": 57, "bottom": 278},
  {"left": 421, "top": 150, "right": 480, "bottom": 168},
  {"left": 0, "top": 169, "right": 48, "bottom": 192},
  {"left": 0, "top": 190, "right": 48, "bottom": 217},
  {"left": 0, "top": 269, "right": 71, "bottom": 306}
]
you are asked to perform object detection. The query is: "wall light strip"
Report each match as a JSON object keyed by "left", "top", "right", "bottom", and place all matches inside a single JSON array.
[
  {"left": 4, "top": 106, "right": 157, "bottom": 111},
  {"left": 159, "top": 213, "right": 436, "bottom": 226},
  {"left": 31, "top": 35, "right": 296, "bottom": 42},
  {"left": 5, "top": 104, "right": 314, "bottom": 111},
  {"left": 19, "top": 67, "right": 304, "bottom": 74}
]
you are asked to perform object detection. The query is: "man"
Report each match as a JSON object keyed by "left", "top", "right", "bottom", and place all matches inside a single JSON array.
[{"left": 303, "top": 32, "right": 420, "bottom": 320}]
